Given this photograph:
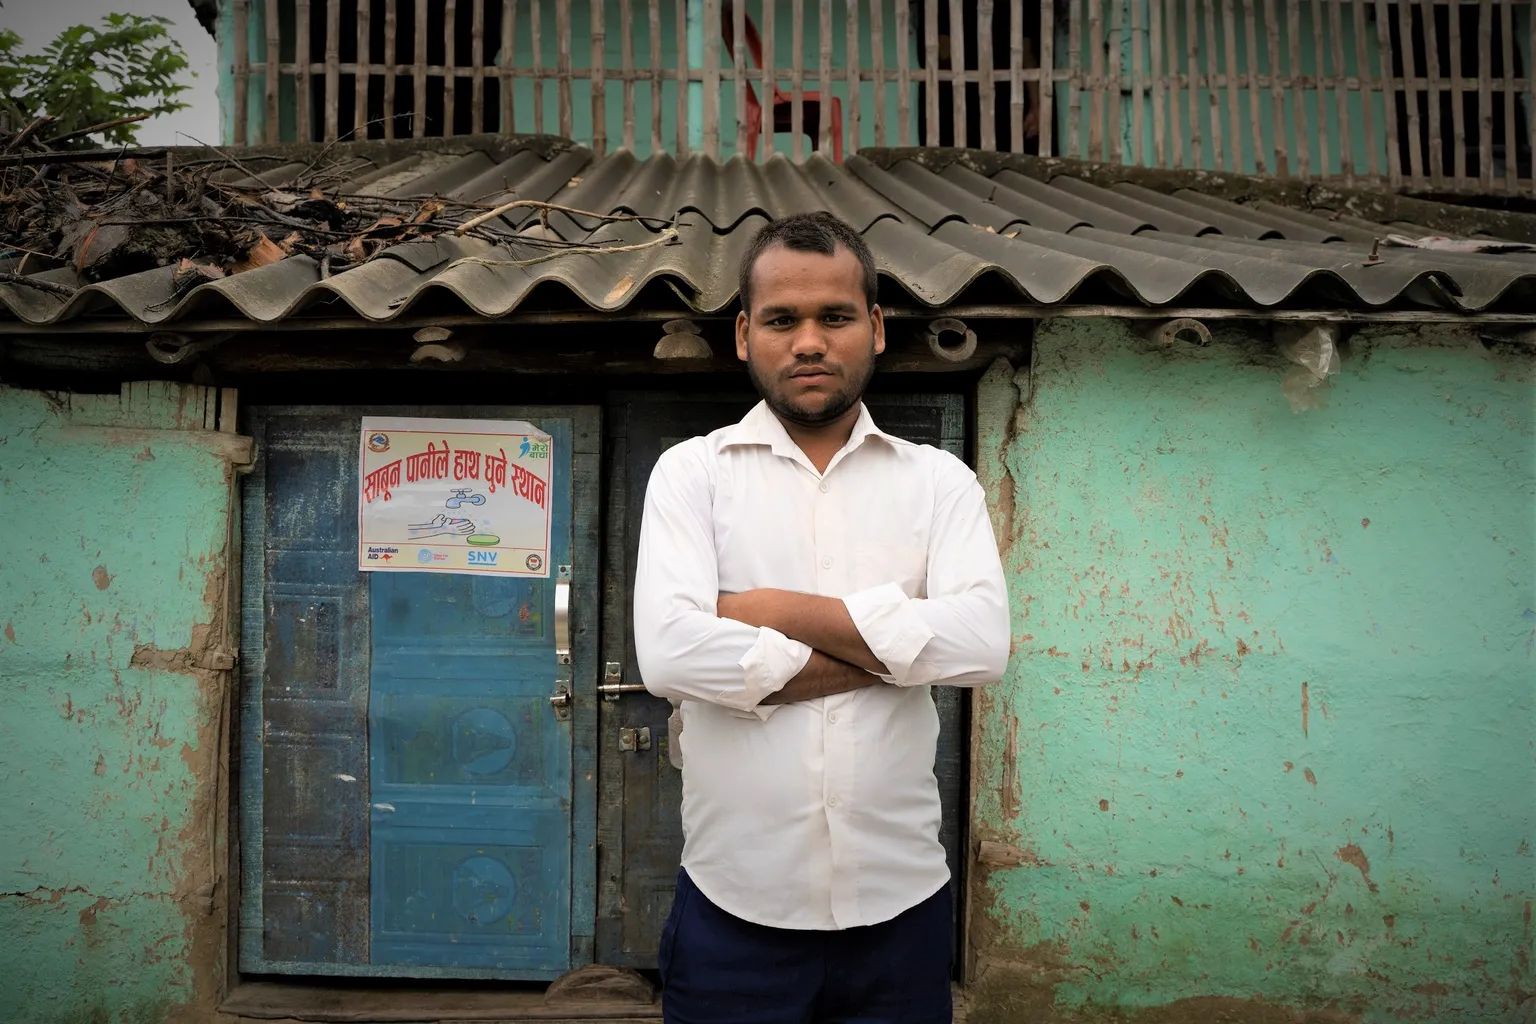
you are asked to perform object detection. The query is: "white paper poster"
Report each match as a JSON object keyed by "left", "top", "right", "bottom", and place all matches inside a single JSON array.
[{"left": 357, "top": 417, "right": 553, "bottom": 577}]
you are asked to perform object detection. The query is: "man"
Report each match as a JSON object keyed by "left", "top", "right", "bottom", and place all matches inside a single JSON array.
[{"left": 633, "top": 211, "right": 1010, "bottom": 1024}]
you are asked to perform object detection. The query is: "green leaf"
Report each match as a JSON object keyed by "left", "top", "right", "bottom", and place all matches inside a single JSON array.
[{"left": 1, "top": 13, "right": 192, "bottom": 147}]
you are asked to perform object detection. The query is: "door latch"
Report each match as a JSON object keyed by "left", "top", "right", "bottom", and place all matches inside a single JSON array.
[
  {"left": 619, "top": 726, "right": 652, "bottom": 752},
  {"left": 599, "top": 661, "right": 650, "bottom": 700},
  {"left": 549, "top": 683, "right": 572, "bottom": 721}
]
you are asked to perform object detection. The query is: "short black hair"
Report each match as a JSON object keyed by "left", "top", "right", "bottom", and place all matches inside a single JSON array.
[{"left": 738, "top": 211, "right": 879, "bottom": 313}]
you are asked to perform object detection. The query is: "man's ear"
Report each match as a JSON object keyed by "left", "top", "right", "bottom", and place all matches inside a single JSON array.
[
  {"left": 736, "top": 310, "right": 750, "bottom": 362},
  {"left": 870, "top": 304, "right": 886, "bottom": 356}
]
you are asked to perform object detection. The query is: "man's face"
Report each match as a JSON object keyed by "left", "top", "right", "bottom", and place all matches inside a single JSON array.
[{"left": 735, "top": 242, "right": 885, "bottom": 428}]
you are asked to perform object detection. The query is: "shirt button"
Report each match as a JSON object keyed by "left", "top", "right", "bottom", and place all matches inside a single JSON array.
[
  {"left": 821, "top": 556, "right": 833, "bottom": 569},
  {"left": 827, "top": 712, "right": 839, "bottom": 724},
  {"left": 827, "top": 795, "right": 839, "bottom": 807},
  {"left": 818, "top": 481, "right": 829, "bottom": 493}
]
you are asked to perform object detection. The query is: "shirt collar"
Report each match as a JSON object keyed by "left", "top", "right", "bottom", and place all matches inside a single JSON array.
[{"left": 723, "top": 400, "right": 908, "bottom": 470}]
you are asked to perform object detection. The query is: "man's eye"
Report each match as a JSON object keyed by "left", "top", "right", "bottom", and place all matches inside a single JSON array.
[
  {"left": 770, "top": 317, "right": 796, "bottom": 327},
  {"left": 822, "top": 315, "right": 850, "bottom": 324}
]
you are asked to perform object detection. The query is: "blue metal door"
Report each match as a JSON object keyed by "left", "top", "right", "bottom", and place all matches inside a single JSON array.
[
  {"left": 241, "top": 407, "right": 595, "bottom": 980},
  {"left": 367, "top": 435, "right": 573, "bottom": 971}
]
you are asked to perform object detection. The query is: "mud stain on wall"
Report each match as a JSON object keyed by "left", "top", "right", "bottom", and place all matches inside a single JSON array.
[
  {"left": 999, "top": 711, "right": 1021, "bottom": 822},
  {"left": 1334, "top": 844, "right": 1379, "bottom": 895}
]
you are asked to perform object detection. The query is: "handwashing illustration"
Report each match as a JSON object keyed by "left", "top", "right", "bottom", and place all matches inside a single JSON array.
[
  {"left": 408, "top": 514, "right": 476, "bottom": 540},
  {"left": 408, "top": 489, "right": 499, "bottom": 544}
]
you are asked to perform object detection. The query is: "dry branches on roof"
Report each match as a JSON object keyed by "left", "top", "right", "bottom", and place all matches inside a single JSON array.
[{"left": 0, "top": 118, "right": 679, "bottom": 300}]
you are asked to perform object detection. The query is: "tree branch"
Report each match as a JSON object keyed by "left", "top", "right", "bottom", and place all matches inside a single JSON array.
[{"left": 0, "top": 272, "right": 78, "bottom": 297}]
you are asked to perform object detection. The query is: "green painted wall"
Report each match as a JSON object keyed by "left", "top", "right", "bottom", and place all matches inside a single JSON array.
[
  {"left": 500, "top": 0, "right": 688, "bottom": 157},
  {"left": 0, "top": 384, "right": 235, "bottom": 1023},
  {"left": 969, "top": 320, "right": 1535, "bottom": 1022},
  {"left": 218, "top": 0, "right": 917, "bottom": 156},
  {"left": 502, "top": 0, "right": 915, "bottom": 158},
  {"left": 1054, "top": 0, "right": 1391, "bottom": 176},
  {"left": 5, "top": 326, "right": 1531, "bottom": 1024},
  {"left": 211, "top": 0, "right": 1531, "bottom": 169}
]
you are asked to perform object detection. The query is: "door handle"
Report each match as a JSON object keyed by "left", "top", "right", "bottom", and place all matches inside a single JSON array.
[
  {"left": 554, "top": 570, "right": 571, "bottom": 666},
  {"left": 550, "top": 566, "right": 572, "bottom": 721}
]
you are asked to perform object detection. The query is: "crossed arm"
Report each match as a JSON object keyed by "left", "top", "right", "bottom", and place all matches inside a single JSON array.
[
  {"left": 633, "top": 440, "right": 1011, "bottom": 717},
  {"left": 716, "top": 590, "right": 888, "bottom": 704}
]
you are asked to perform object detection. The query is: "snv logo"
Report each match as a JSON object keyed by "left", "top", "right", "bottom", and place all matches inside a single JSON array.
[{"left": 468, "top": 549, "right": 499, "bottom": 566}]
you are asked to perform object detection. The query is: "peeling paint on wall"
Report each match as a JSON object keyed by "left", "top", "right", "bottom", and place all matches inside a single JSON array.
[
  {"left": 0, "top": 384, "right": 237, "bottom": 1023},
  {"left": 969, "top": 321, "right": 1536, "bottom": 1023}
]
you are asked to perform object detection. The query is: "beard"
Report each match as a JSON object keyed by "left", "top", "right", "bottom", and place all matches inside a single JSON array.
[{"left": 747, "top": 348, "right": 878, "bottom": 428}]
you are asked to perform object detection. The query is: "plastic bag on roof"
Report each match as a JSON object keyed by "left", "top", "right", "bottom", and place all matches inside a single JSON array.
[{"left": 1278, "top": 324, "right": 1343, "bottom": 412}]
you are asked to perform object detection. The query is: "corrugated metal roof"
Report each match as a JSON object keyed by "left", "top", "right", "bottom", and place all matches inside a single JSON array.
[{"left": 4, "top": 139, "right": 1535, "bottom": 327}]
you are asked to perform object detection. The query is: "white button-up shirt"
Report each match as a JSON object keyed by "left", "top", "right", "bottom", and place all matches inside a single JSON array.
[{"left": 634, "top": 401, "right": 1010, "bottom": 930}]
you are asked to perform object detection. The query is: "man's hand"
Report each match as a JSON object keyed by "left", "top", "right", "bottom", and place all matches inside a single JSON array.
[
  {"left": 761, "top": 651, "right": 882, "bottom": 705},
  {"left": 718, "top": 589, "right": 889, "bottom": 676}
]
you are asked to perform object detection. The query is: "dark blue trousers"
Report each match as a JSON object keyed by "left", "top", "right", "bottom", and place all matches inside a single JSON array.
[{"left": 658, "top": 870, "right": 953, "bottom": 1024}]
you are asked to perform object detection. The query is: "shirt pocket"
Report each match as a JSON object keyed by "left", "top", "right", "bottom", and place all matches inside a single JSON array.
[{"left": 859, "top": 543, "right": 929, "bottom": 598}]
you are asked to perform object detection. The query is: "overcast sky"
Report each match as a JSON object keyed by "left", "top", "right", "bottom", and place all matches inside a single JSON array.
[{"left": 3, "top": 0, "right": 220, "bottom": 145}]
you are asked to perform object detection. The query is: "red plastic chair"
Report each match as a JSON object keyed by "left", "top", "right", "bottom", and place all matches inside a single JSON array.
[{"left": 721, "top": 1, "right": 844, "bottom": 162}]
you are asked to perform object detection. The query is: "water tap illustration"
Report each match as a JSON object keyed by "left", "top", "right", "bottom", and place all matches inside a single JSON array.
[{"left": 446, "top": 488, "right": 486, "bottom": 509}]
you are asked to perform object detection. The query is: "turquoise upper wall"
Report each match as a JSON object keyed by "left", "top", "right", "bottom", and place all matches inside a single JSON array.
[
  {"left": 216, "top": 0, "right": 1531, "bottom": 172},
  {"left": 0, "top": 385, "right": 236, "bottom": 1023},
  {"left": 1056, "top": 0, "right": 1536, "bottom": 178},
  {"left": 970, "top": 321, "right": 1535, "bottom": 1022},
  {"left": 219, "top": 0, "right": 917, "bottom": 155},
  {"left": 498, "top": 0, "right": 688, "bottom": 158},
  {"left": 1054, "top": 0, "right": 1389, "bottom": 177}
]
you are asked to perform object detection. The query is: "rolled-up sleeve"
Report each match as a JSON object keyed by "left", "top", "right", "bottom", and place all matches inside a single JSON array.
[
  {"left": 842, "top": 583, "right": 935, "bottom": 683},
  {"left": 843, "top": 461, "right": 1010, "bottom": 688},
  {"left": 635, "top": 441, "right": 810, "bottom": 716}
]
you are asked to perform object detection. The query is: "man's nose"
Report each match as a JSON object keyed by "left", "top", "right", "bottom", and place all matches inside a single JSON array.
[{"left": 788, "top": 321, "right": 829, "bottom": 358}]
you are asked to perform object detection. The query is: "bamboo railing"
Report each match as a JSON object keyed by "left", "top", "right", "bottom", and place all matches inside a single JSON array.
[{"left": 229, "top": 0, "right": 1535, "bottom": 192}]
